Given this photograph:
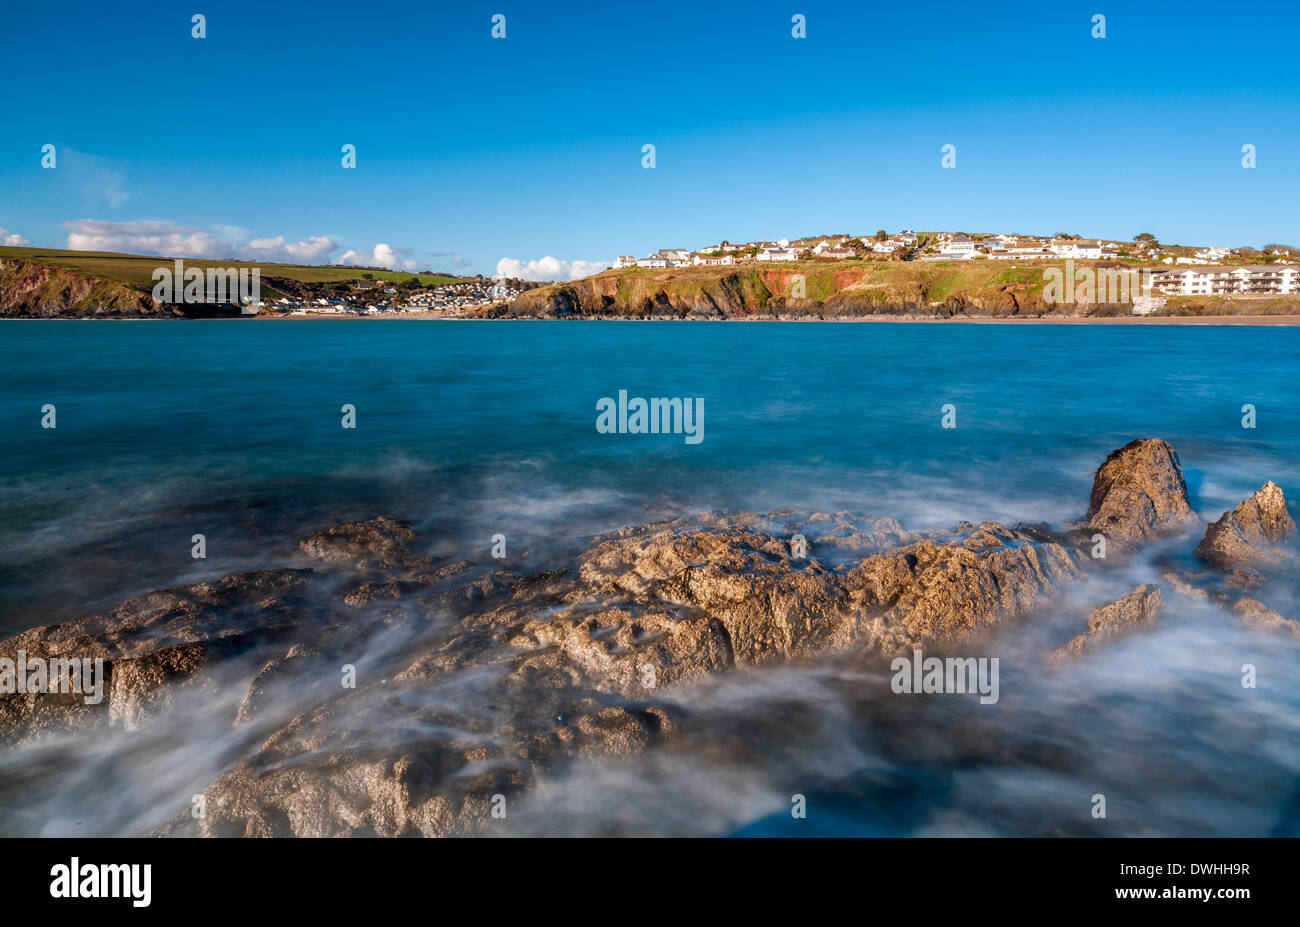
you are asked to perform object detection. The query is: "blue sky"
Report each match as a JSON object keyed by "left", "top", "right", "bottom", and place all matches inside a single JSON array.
[{"left": 2, "top": 0, "right": 1297, "bottom": 278}]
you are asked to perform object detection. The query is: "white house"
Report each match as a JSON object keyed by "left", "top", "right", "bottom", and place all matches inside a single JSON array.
[
  {"left": 755, "top": 247, "right": 800, "bottom": 262},
  {"left": 939, "top": 235, "right": 977, "bottom": 259}
]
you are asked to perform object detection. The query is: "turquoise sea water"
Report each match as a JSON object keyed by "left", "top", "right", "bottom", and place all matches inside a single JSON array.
[{"left": 1, "top": 320, "right": 1297, "bottom": 836}]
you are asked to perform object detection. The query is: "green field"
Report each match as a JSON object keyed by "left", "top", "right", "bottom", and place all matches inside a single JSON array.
[{"left": 0, "top": 246, "right": 459, "bottom": 291}]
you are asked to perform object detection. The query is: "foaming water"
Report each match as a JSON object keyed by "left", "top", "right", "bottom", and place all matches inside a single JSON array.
[{"left": 0, "top": 320, "right": 1297, "bottom": 836}]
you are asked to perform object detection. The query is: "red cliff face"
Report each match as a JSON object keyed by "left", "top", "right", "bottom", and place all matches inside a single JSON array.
[{"left": 502, "top": 268, "right": 1111, "bottom": 320}]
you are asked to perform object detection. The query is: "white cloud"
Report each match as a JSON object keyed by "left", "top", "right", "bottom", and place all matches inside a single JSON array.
[
  {"left": 62, "top": 219, "right": 337, "bottom": 265},
  {"left": 0, "top": 227, "right": 30, "bottom": 246},
  {"left": 236, "top": 235, "right": 338, "bottom": 263},
  {"left": 339, "top": 243, "right": 424, "bottom": 272},
  {"left": 64, "top": 219, "right": 231, "bottom": 257},
  {"left": 59, "top": 219, "right": 446, "bottom": 273},
  {"left": 496, "top": 256, "right": 610, "bottom": 282}
]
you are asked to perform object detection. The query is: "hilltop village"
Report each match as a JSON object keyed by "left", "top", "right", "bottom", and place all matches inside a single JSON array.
[{"left": 614, "top": 232, "right": 1300, "bottom": 296}]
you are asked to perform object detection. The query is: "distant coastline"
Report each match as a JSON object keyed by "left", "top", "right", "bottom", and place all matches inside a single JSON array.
[
  {"left": 6, "top": 313, "right": 1298, "bottom": 325},
  {"left": 4, "top": 246, "right": 1299, "bottom": 323}
]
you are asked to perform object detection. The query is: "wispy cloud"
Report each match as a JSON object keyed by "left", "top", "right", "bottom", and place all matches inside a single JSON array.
[
  {"left": 496, "top": 256, "right": 610, "bottom": 282},
  {"left": 0, "top": 227, "right": 30, "bottom": 246},
  {"left": 58, "top": 149, "right": 130, "bottom": 208},
  {"left": 424, "top": 250, "right": 470, "bottom": 272}
]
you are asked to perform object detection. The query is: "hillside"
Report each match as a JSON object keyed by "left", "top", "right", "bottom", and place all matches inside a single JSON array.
[
  {"left": 501, "top": 261, "right": 1300, "bottom": 320},
  {"left": 0, "top": 246, "right": 462, "bottom": 318}
]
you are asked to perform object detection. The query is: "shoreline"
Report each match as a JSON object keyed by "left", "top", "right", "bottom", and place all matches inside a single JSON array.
[{"left": 5, "top": 313, "right": 1299, "bottom": 325}]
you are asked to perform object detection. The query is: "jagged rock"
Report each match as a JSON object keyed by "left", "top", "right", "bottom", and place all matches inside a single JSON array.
[
  {"left": 0, "top": 570, "right": 313, "bottom": 745},
  {"left": 235, "top": 643, "right": 326, "bottom": 724},
  {"left": 8, "top": 436, "right": 1263, "bottom": 835},
  {"left": 1085, "top": 439, "right": 1198, "bottom": 547},
  {"left": 343, "top": 581, "right": 410, "bottom": 607},
  {"left": 1224, "top": 568, "right": 1265, "bottom": 592},
  {"left": 1232, "top": 598, "right": 1300, "bottom": 638},
  {"left": 1159, "top": 567, "right": 1215, "bottom": 602},
  {"left": 1195, "top": 482, "right": 1296, "bottom": 569},
  {"left": 141, "top": 512, "right": 1084, "bottom": 837},
  {"left": 1049, "top": 584, "right": 1165, "bottom": 665},
  {"left": 298, "top": 515, "right": 416, "bottom": 563}
]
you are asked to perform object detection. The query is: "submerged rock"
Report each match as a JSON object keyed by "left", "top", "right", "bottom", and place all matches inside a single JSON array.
[
  {"left": 1195, "top": 482, "right": 1296, "bottom": 569},
  {"left": 298, "top": 515, "right": 416, "bottom": 564},
  {"left": 1049, "top": 584, "right": 1165, "bottom": 666},
  {"left": 0, "top": 570, "right": 314, "bottom": 745},
  {"left": 1232, "top": 598, "right": 1300, "bottom": 638},
  {"left": 1085, "top": 439, "right": 1198, "bottom": 547}
]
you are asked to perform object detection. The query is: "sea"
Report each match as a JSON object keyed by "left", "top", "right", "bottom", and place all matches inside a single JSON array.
[{"left": 0, "top": 319, "right": 1297, "bottom": 836}]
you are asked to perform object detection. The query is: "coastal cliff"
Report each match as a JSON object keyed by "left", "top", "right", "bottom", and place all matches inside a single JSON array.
[
  {"left": 500, "top": 263, "right": 1300, "bottom": 320},
  {"left": 0, "top": 258, "right": 166, "bottom": 318},
  {"left": 500, "top": 263, "right": 1068, "bottom": 319},
  {"left": 3, "top": 252, "right": 1298, "bottom": 320}
]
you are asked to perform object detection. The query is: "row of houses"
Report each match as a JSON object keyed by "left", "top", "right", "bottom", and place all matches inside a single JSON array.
[
  {"left": 927, "top": 234, "right": 1124, "bottom": 261},
  {"left": 616, "top": 232, "right": 1294, "bottom": 272},
  {"left": 615, "top": 231, "right": 922, "bottom": 268}
]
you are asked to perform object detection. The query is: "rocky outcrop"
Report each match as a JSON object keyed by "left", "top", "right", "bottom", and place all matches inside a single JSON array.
[
  {"left": 140, "top": 513, "right": 1083, "bottom": 837},
  {"left": 1, "top": 439, "right": 1293, "bottom": 836},
  {"left": 0, "top": 570, "right": 315, "bottom": 744},
  {"left": 1049, "top": 584, "right": 1165, "bottom": 665},
  {"left": 1195, "top": 482, "right": 1296, "bottom": 569},
  {"left": 1084, "top": 439, "right": 1199, "bottom": 547}
]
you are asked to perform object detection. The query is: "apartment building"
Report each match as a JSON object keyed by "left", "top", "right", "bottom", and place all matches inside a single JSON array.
[{"left": 1151, "top": 265, "right": 1299, "bottom": 296}]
